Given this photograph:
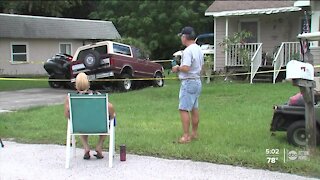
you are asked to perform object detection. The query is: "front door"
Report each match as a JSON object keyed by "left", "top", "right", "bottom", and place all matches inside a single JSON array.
[{"left": 240, "top": 21, "right": 259, "bottom": 43}]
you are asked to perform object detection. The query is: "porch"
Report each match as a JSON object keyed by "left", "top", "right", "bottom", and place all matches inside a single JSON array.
[{"left": 226, "top": 42, "right": 300, "bottom": 83}]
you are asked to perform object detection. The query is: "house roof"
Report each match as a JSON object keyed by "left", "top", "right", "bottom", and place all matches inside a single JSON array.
[
  {"left": 205, "top": 1, "right": 302, "bottom": 17},
  {"left": 0, "top": 13, "right": 121, "bottom": 40}
]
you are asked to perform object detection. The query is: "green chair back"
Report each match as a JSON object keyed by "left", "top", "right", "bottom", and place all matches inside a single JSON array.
[{"left": 69, "top": 93, "right": 109, "bottom": 133}]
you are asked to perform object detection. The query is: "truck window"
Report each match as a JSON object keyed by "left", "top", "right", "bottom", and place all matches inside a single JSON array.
[
  {"left": 94, "top": 45, "right": 108, "bottom": 55},
  {"left": 133, "top": 47, "right": 144, "bottom": 59},
  {"left": 113, "top": 44, "right": 132, "bottom": 56},
  {"left": 76, "top": 45, "right": 107, "bottom": 61}
]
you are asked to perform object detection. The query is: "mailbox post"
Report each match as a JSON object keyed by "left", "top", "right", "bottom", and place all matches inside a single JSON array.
[{"left": 286, "top": 60, "right": 317, "bottom": 155}]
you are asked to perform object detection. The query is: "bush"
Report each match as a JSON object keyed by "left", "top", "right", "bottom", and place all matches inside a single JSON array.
[{"left": 115, "top": 37, "right": 151, "bottom": 58}]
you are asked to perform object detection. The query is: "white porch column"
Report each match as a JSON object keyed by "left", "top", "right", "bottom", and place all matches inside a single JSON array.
[
  {"left": 309, "top": 1, "right": 320, "bottom": 65},
  {"left": 310, "top": 0, "right": 320, "bottom": 47},
  {"left": 214, "top": 17, "right": 217, "bottom": 71},
  {"left": 225, "top": 17, "right": 229, "bottom": 66},
  {"left": 310, "top": 11, "right": 320, "bottom": 47}
]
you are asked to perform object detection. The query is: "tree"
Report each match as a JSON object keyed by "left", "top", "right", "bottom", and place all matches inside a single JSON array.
[
  {"left": 0, "top": 0, "right": 213, "bottom": 60},
  {"left": 90, "top": 0, "right": 212, "bottom": 59},
  {"left": 115, "top": 37, "right": 151, "bottom": 58},
  {"left": 0, "top": 0, "right": 84, "bottom": 17}
]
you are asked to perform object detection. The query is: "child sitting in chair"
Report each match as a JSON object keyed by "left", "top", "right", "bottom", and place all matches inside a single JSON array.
[{"left": 64, "top": 72, "right": 116, "bottom": 160}]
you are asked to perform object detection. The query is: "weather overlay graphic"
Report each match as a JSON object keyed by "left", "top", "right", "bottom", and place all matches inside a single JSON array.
[{"left": 266, "top": 148, "right": 310, "bottom": 164}]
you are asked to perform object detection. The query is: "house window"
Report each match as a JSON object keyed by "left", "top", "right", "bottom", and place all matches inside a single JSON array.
[
  {"left": 239, "top": 21, "right": 259, "bottom": 43},
  {"left": 59, "top": 43, "right": 72, "bottom": 55},
  {"left": 11, "top": 43, "right": 28, "bottom": 63}
]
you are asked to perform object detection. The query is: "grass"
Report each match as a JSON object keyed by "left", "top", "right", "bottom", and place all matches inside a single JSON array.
[
  {"left": 0, "top": 79, "right": 319, "bottom": 177},
  {"left": 0, "top": 79, "right": 49, "bottom": 91}
]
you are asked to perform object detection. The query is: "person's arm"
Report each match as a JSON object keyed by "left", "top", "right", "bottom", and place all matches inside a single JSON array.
[
  {"left": 108, "top": 102, "right": 115, "bottom": 119},
  {"left": 172, "top": 50, "right": 192, "bottom": 73},
  {"left": 64, "top": 96, "right": 70, "bottom": 119},
  {"left": 172, "top": 65, "right": 190, "bottom": 73}
]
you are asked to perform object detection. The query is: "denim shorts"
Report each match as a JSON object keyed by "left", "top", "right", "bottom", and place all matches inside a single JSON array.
[{"left": 179, "top": 79, "right": 202, "bottom": 111}]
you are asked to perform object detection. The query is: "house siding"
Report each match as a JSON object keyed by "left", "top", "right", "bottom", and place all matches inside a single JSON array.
[
  {"left": 259, "top": 12, "right": 303, "bottom": 54},
  {"left": 215, "top": 17, "right": 227, "bottom": 71},
  {"left": 0, "top": 38, "right": 84, "bottom": 75},
  {"left": 311, "top": 47, "right": 320, "bottom": 65},
  {"left": 213, "top": 11, "right": 305, "bottom": 71}
]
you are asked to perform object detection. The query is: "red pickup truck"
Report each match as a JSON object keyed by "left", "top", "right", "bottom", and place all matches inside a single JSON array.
[{"left": 44, "top": 41, "right": 164, "bottom": 91}]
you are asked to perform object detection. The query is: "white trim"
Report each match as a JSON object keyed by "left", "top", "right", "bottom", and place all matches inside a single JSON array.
[
  {"left": 214, "top": 17, "right": 217, "bottom": 71},
  {"left": 238, "top": 19, "right": 261, "bottom": 43},
  {"left": 294, "top": 0, "right": 310, "bottom": 7},
  {"left": 0, "top": 13, "right": 113, "bottom": 24},
  {"left": 297, "top": 32, "right": 320, "bottom": 41},
  {"left": 10, "top": 42, "right": 29, "bottom": 64},
  {"left": 59, "top": 42, "right": 72, "bottom": 55},
  {"left": 205, "top": 6, "right": 302, "bottom": 17}
]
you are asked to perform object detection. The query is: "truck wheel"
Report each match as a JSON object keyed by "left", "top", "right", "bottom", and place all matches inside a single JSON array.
[
  {"left": 48, "top": 76, "right": 62, "bottom": 89},
  {"left": 287, "top": 121, "right": 306, "bottom": 147},
  {"left": 82, "top": 50, "right": 100, "bottom": 69},
  {"left": 119, "top": 74, "right": 133, "bottom": 91},
  {"left": 153, "top": 72, "right": 164, "bottom": 87}
]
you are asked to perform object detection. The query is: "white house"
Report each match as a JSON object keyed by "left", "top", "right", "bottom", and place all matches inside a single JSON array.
[
  {"left": 0, "top": 13, "right": 121, "bottom": 76},
  {"left": 205, "top": 0, "right": 312, "bottom": 83}
]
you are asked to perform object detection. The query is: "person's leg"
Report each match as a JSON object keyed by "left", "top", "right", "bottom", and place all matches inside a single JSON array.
[
  {"left": 80, "top": 135, "right": 90, "bottom": 159},
  {"left": 191, "top": 81, "right": 201, "bottom": 139},
  {"left": 179, "top": 110, "right": 191, "bottom": 139},
  {"left": 96, "top": 135, "right": 107, "bottom": 152},
  {"left": 178, "top": 81, "right": 193, "bottom": 143},
  {"left": 191, "top": 108, "right": 199, "bottom": 139},
  {"left": 96, "top": 135, "right": 106, "bottom": 152},
  {"left": 80, "top": 135, "right": 90, "bottom": 152},
  {"left": 94, "top": 135, "right": 106, "bottom": 159}
]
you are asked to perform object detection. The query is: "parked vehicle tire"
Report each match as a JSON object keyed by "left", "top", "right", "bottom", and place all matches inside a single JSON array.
[
  {"left": 287, "top": 121, "right": 320, "bottom": 146},
  {"left": 119, "top": 74, "right": 133, "bottom": 91},
  {"left": 48, "top": 76, "right": 62, "bottom": 89},
  {"left": 81, "top": 50, "right": 100, "bottom": 69},
  {"left": 287, "top": 121, "right": 307, "bottom": 146},
  {"left": 153, "top": 72, "right": 164, "bottom": 87}
]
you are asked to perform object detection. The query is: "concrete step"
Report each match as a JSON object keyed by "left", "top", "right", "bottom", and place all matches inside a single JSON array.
[{"left": 252, "top": 78, "right": 273, "bottom": 83}]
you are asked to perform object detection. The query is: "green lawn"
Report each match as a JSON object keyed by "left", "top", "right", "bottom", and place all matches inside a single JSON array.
[
  {"left": 0, "top": 79, "right": 49, "bottom": 91},
  {"left": 0, "top": 80, "right": 319, "bottom": 177}
]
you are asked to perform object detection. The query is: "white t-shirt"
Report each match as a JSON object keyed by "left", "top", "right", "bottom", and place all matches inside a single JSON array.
[{"left": 179, "top": 43, "right": 204, "bottom": 80}]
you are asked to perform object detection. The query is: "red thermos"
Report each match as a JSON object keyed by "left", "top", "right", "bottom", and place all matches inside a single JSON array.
[{"left": 120, "top": 144, "right": 126, "bottom": 161}]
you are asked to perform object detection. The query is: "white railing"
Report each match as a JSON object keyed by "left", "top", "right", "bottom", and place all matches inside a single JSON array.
[
  {"left": 273, "top": 43, "right": 285, "bottom": 84},
  {"left": 272, "top": 42, "right": 300, "bottom": 84},
  {"left": 250, "top": 43, "right": 263, "bottom": 84},
  {"left": 226, "top": 43, "right": 261, "bottom": 66}
]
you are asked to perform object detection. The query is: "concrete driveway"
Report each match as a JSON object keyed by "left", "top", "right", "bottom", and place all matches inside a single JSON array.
[
  {"left": 0, "top": 88, "right": 70, "bottom": 112},
  {"left": 0, "top": 141, "right": 316, "bottom": 180}
]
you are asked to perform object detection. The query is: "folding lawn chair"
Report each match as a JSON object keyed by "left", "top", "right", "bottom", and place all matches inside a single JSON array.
[{"left": 65, "top": 93, "right": 115, "bottom": 168}]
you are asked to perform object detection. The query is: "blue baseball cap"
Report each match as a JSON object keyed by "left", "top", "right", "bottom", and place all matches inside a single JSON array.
[{"left": 178, "top": 26, "right": 195, "bottom": 36}]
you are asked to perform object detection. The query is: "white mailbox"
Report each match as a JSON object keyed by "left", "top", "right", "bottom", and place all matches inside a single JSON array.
[{"left": 286, "top": 60, "right": 314, "bottom": 81}]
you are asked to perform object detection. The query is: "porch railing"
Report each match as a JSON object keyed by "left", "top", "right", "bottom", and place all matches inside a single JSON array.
[
  {"left": 272, "top": 42, "right": 300, "bottom": 84},
  {"left": 250, "top": 43, "right": 263, "bottom": 84},
  {"left": 226, "top": 43, "right": 261, "bottom": 66}
]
